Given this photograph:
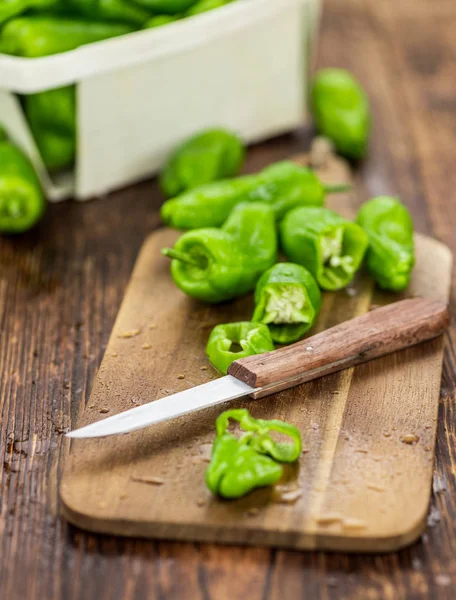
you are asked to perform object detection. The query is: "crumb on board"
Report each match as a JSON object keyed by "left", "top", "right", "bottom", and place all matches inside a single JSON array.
[
  {"left": 343, "top": 518, "right": 366, "bottom": 530},
  {"left": 177, "top": 374, "right": 185, "bottom": 379},
  {"left": 149, "top": 323, "right": 157, "bottom": 330},
  {"left": 200, "top": 366, "right": 208, "bottom": 371},
  {"left": 245, "top": 507, "right": 260, "bottom": 517},
  {"left": 367, "top": 483, "right": 385, "bottom": 492},
  {"left": 110, "top": 352, "right": 118, "bottom": 357},
  {"left": 401, "top": 434, "right": 420, "bottom": 444},
  {"left": 130, "top": 476, "right": 165, "bottom": 485},
  {"left": 142, "top": 343, "right": 152, "bottom": 350},
  {"left": 316, "top": 514, "right": 341, "bottom": 526},
  {"left": 117, "top": 329, "right": 141, "bottom": 339},
  {"left": 88, "top": 404, "right": 94, "bottom": 409},
  {"left": 100, "top": 408, "right": 110, "bottom": 414},
  {"left": 196, "top": 498, "right": 206, "bottom": 507}
]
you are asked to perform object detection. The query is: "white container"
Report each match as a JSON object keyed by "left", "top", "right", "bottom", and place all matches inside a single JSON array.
[{"left": 0, "top": 0, "right": 321, "bottom": 201}]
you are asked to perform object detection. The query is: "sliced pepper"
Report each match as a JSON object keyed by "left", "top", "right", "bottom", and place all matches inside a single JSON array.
[
  {"left": 0, "top": 140, "right": 45, "bottom": 234},
  {"left": 311, "top": 68, "right": 371, "bottom": 160},
  {"left": 206, "top": 409, "right": 302, "bottom": 499},
  {"left": 162, "top": 202, "right": 277, "bottom": 303},
  {"left": 206, "top": 322, "right": 274, "bottom": 375},
  {"left": 252, "top": 262, "right": 321, "bottom": 344},
  {"left": 215, "top": 409, "right": 302, "bottom": 463},
  {"left": 160, "top": 160, "right": 350, "bottom": 230},
  {"left": 280, "top": 207, "right": 369, "bottom": 291},
  {"left": 0, "top": 0, "right": 59, "bottom": 26},
  {"left": 356, "top": 196, "right": 415, "bottom": 291},
  {"left": 205, "top": 433, "right": 283, "bottom": 499},
  {"left": 160, "top": 128, "right": 245, "bottom": 198}
]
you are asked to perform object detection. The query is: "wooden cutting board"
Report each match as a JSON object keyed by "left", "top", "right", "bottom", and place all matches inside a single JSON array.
[{"left": 60, "top": 154, "right": 452, "bottom": 552}]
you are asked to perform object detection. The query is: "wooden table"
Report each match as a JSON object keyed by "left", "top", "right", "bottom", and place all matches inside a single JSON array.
[{"left": 1, "top": 0, "right": 455, "bottom": 597}]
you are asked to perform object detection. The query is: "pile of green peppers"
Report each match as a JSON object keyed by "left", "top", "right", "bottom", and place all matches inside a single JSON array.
[{"left": 0, "top": 0, "right": 238, "bottom": 173}]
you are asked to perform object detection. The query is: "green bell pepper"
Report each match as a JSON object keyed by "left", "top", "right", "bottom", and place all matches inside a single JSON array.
[
  {"left": 215, "top": 409, "right": 302, "bottom": 463},
  {"left": 252, "top": 262, "right": 321, "bottom": 344},
  {"left": 311, "top": 68, "right": 371, "bottom": 160},
  {"left": 143, "top": 14, "right": 180, "bottom": 28},
  {"left": 24, "top": 86, "right": 76, "bottom": 172},
  {"left": 0, "top": 140, "right": 45, "bottom": 234},
  {"left": 67, "top": 0, "right": 152, "bottom": 25},
  {"left": 356, "top": 196, "right": 415, "bottom": 291},
  {"left": 0, "top": 16, "right": 134, "bottom": 58},
  {"left": 161, "top": 160, "right": 350, "bottom": 230},
  {"left": 206, "top": 322, "right": 274, "bottom": 375},
  {"left": 162, "top": 202, "right": 277, "bottom": 303},
  {"left": 280, "top": 207, "right": 369, "bottom": 291},
  {"left": 206, "top": 409, "right": 302, "bottom": 499},
  {"left": 0, "top": 0, "right": 59, "bottom": 26},
  {"left": 205, "top": 433, "right": 283, "bottom": 499},
  {"left": 160, "top": 128, "right": 245, "bottom": 198},
  {"left": 132, "top": 0, "right": 197, "bottom": 14}
]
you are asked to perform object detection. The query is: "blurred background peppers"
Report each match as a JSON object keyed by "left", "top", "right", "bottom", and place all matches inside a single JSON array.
[
  {"left": 0, "top": 136, "right": 45, "bottom": 234},
  {"left": 160, "top": 128, "right": 245, "bottom": 198},
  {"left": 311, "top": 68, "right": 371, "bottom": 160}
]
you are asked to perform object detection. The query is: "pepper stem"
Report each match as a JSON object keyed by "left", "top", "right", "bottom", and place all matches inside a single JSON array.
[
  {"left": 161, "top": 248, "right": 203, "bottom": 267},
  {"left": 323, "top": 183, "right": 352, "bottom": 194}
]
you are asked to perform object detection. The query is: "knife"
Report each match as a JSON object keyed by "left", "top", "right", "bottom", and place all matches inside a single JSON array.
[{"left": 67, "top": 298, "right": 449, "bottom": 439}]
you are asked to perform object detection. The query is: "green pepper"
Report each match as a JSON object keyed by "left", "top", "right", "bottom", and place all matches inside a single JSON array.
[
  {"left": 206, "top": 409, "right": 302, "bottom": 499},
  {"left": 252, "top": 263, "right": 321, "bottom": 344},
  {"left": 132, "top": 0, "right": 197, "bottom": 14},
  {"left": 0, "top": 0, "right": 59, "bottom": 26},
  {"left": 24, "top": 86, "right": 76, "bottom": 172},
  {"left": 356, "top": 196, "right": 415, "bottom": 292},
  {"left": 280, "top": 207, "right": 369, "bottom": 291},
  {"left": 206, "top": 322, "right": 274, "bottom": 375},
  {"left": 162, "top": 202, "right": 277, "bottom": 303},
  {"left": 143, "top": 14, "right": 181, "bottom": 28},
  {"left": 0, "top": 16, "right": 134, "bottom": 58},
  {"left": 311, "top": 68, "right": 371, "bottom": 160},
  {"left": 160, "top": 128, "right": 245, "bottom": 198},
  {"left": 205, "top": 433, "right": 283, "bottom": 499},
  {"left": 0, "top": 140, "right": 45, "bottom": 234},
  {"left": 186, "top": 0, "right": 233, "bottom": 16},
  {"left": 67, "top": 0, "right": 152, "bottom": 25},
  {"left": 161, "top": 160, "right": 350, "bottom": 230},
  {"left": 215, "top": 409, "right": 302, "bottom": 463}
]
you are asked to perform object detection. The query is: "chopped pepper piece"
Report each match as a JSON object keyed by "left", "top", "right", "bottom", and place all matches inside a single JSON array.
[
  {"left": 206, "top": 322, "right": 274, "bottom": 375},
  {"left": 356, "top": 196, "right": 415, "bottom": 291},
  {"left": 67, "top": 0, "right": 152, "bottom": 25},
  {"left": 161, "top": 160, "right": 350, "bottom": 230},
  {"left": 280, "top": 207, "right": 369, "bottom": 291},
  {"left": 311, "top": 68, "right": 371, "bottom": 160},
  {"left": 252, "top": 262, "right": 321, "bottom": 344},
  {"left": 0, "top": 140, "right": 45, "bottom": 234},
  {"left": 0, "top": 0, "right": 59, "bottom": 26},
  {"left": 162, "top": 202, "right": 277, "bottom": 303},
  {"left": 206, "top": 409, "right": 302, "bottom": 499},
  {"left": 160, "top": 128, "right": 245, "bottom": 197}
]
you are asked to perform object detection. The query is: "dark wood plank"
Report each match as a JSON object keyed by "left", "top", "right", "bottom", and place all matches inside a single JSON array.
[{"left": 1, "top": 0, "right": 456, "bottom": 597}]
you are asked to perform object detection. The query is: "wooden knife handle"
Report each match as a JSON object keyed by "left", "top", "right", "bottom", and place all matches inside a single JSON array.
[{"left": 228, "top": 298, "right": 450, "bottom": 399}]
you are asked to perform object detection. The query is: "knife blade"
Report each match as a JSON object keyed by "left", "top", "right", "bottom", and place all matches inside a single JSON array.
[{"left": 67, "top": 298, "right": 449, "bottom": 439}]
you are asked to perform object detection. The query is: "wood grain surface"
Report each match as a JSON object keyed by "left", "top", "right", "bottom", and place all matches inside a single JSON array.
[
  {"left": 1, "top": 0, "right": 456, "bottom": 597},
  {"left": 60, "top": 212, "right": 451, "bottom": 551}
]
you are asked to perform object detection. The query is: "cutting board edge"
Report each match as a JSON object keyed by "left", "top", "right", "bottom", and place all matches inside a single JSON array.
[{"left": 60, "top": 487, "right": 428, "bottom": 553}]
